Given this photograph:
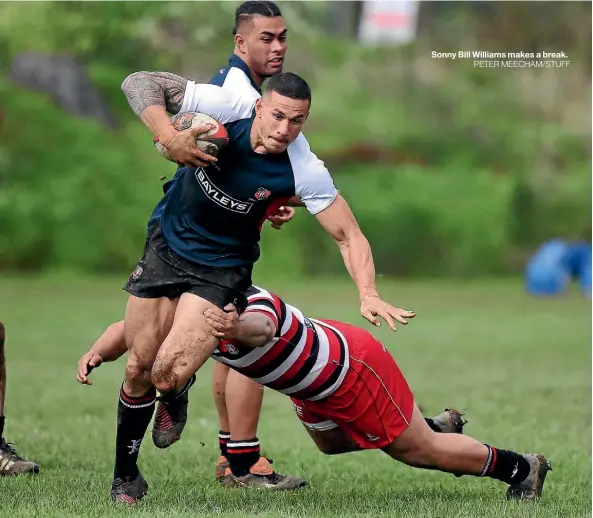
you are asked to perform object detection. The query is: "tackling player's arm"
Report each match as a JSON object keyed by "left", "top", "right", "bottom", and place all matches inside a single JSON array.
[
  {"left": 76, "top": 321, "right": 127, "bottom": 385},
  {"left": 205, "top": 304, "right": 277, "bottom": 348}
]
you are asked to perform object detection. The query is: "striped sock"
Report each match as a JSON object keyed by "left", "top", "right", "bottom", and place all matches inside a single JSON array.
[
  {"left": 218, "top": 430, "right": 230, "bottom": 457},
  {"left": 227, "top": 437, "right": 260, "bottom": 477},
  {"left": 481, "top": 445, "right": 530, "bottom": 484}
]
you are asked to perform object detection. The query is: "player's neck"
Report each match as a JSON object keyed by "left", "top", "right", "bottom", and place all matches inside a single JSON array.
[
  {"left": 249, "top": 70, "right": 265, "bottom": 89},
  {"left": 249, "top": 125, "right": 268, "bottom": 154}
]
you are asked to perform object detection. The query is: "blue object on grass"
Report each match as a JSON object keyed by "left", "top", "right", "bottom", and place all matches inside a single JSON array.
[
  {"left": 524, "top": 239, "right": 571, "bottom": 296},
  {"left": 567, "top": 242, "right": 592, "bottom": 296}
]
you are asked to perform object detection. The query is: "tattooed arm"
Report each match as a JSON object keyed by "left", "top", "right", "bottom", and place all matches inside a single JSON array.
[
  {"left": 121, "top": 71, "right": 255, "bottom": 167},
  {"left": 121, "top": 71, "right": 188, "bottom": 116},
  {"left": 121, "top": 71, "right": 217, "bottom": 167}
]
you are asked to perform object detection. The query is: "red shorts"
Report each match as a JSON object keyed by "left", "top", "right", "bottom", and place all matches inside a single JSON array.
[{"left": 290, "top": 321, "right": 414, "bottom": 450}]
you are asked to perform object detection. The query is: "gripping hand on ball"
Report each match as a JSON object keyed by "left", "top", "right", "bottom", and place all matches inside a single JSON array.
[
  {"left": 360, "top": 295, "right": 416, "bottom": 331},
  {"left": 160, "top": 124, "right": 218, "bottom": 167}
]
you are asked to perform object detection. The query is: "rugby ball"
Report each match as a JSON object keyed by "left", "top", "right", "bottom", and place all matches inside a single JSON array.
[{"left": 153, "top": 112, "right": 229, "bottom": 163}]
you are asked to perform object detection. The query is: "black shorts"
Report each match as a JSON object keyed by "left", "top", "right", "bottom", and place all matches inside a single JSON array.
[{"left": 123, "top": 223, "right": 252, "bottom": 312}]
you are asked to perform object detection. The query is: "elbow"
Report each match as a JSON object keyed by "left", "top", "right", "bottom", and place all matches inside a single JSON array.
[
  {"left": 261, "top": 319, "right": 276, "bottom": 344},
  {"left": 332, "top": 230, "right": 349, "bottom": 249},
  {"left": 107, "top": 320, "right": 125, "bottom": 337},
  {"left": 121, "top": 73, "right": 134, "bottom": 94},
  {"left": 342, "top": 227, "right": 366, "bottom": 246},
  {"left": 251, "top": 319, "right": 276, "bottom": 347},
  {"left": 121, "top": 71, "right": 145, "bottom": 94}
]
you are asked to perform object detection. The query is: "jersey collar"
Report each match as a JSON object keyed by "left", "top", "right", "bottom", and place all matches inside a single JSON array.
[{"left": 228, "top": 54, "right": 261, "bottom": 93}]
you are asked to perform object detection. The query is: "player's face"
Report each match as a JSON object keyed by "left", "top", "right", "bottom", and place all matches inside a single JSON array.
[
  {"left": 236, "top": 16, "right": 287, "bottom": 79},
  {"left": 254, "top": 92, "right": 309, "bottom": 153}
]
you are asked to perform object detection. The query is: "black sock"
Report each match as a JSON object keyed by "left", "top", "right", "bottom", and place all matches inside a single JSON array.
[
  {"left": 219, "top": 430, "right": 230, "bottom": 457},
  {"left": 0, "top": 415, "right": 5, "bottom": 439},
  {"left": 227, "top": 437, "right": 260, "bottom": 477},
  {"left": 481, "top": 445, "right": 530, "bottom": 484},
  {"left": 114, "top": 384, "right": 156, "bottom": 480},
  {"left": 159, "top": 374, "right": 196, "bottom": 405}
]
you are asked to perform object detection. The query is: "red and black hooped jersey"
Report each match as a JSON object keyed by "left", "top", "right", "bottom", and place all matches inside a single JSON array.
[{"left": 212, "top": 286, "right": 350, "bottom": 401}]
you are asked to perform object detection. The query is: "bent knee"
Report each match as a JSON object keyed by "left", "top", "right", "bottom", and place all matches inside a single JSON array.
[
  {"left": 151, "top": 361, "right": 179, "bottom": 394},
  {"left": 308, "top": 429, "right": 358, "bottom": 456},
  {"left": 125, "top": 356, "right": 152, "bottom": 385}
]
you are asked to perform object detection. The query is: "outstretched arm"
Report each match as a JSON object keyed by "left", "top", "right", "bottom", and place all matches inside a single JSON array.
[
  {"left": 315, "top": 194, "right": 416, "bottom": 330},
  {"left": 76, "top": 321, "right": 127, "bottom": 385}
]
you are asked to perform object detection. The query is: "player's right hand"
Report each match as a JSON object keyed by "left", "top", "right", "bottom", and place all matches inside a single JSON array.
[
  {"left": 204, "top": 303, "right": 240, "bottom": 340},
  {"left": 163, "top": 124, "right": 218, "bottom": 167},
  {"left": 360, "top": 296, "right": 416, "bottom": 331},
  {"left": 76, "top": 351, "right": 103, "bottom": 385}
]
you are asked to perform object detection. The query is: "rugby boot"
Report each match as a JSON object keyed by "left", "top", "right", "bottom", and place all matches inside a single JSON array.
[
  {"left": 430, "top": 408, "right": 468, "bottom": 434},
  {"left": 152, "top": 374, "right": 196, "bottom": 449},
  {"left": 215, "top": 455, "right": 230, "bottom": 480},
  {"left": 220, "top": 456, "right": 308, "bottom": 490},
  {"left": 0, "top": 437, "right": 39, "bottom": 476},
  {"left": 506, "top": 454, "right": 552, "bottom": 500},
  {"left": 111, "top": 471, "right": 149, "bottom": 504}
]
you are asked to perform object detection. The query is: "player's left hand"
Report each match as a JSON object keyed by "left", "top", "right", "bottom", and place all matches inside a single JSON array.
[
  {"left": 77, "top": 351, "right": 103, "bottom": 385},
  {"left": 360, "top": 296, "right": 416, "bottom": 331},
  {"left": 267, "top": 206, "right": 295, "bottom": 230},
  {"left": 204, "top": 304, "right": 240, "bottom": 339}
]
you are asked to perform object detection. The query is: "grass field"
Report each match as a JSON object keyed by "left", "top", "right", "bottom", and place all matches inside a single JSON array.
[{"left": 0, "top": 276, "right": 590, "bottom": 517}]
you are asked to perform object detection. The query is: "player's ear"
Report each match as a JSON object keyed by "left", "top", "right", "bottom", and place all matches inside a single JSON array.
[
  {"left": 235, "top": 33, "right": 246, "bottom": 52},
  {"left": 255, "top": 98, "right": 263, "bottom": 117}
]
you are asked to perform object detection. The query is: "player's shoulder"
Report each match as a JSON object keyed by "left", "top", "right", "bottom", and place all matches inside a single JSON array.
[
  {"left": 286, "top": 134, "right": 337, "bottom": 213},
  {"left": 181, "top": 80, "right": 255, "bottom": 125},
  {"left": 287, "top": 133, "right": 330, "bottom": 177},
  {"left": 212, "top": 65, "right": 260, "bottom": 100},
  {"left": 209, "top": 65, "right": 231, "bottom": 87}
]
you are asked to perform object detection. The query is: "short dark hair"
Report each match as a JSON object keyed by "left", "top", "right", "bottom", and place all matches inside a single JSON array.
[
  {"left": 262, "top": 72, "right": 312, "bottom": 106},
  {"left": 233, "top": 1, "right": 282, "bottom": 35}
]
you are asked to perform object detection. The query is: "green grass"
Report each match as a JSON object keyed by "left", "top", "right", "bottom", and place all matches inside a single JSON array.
[{"left": 0, "top": 276, "right": 590, "bottom": 517}]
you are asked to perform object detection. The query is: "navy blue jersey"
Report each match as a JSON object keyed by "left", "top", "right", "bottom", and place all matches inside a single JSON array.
[
  {"left": 148, "top": 56, "right": 260, "bottom": 230},
  {"left": 158, "top": 82, "right": 337, "bottom": 268}
]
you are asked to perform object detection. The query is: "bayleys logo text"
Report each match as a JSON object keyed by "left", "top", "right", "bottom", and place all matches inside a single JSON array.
[{"left": 195, "top": 168, "right": 253, "bottom": 214}]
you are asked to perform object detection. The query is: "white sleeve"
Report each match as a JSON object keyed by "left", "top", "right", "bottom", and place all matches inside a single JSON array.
[
  {"left": 288, "top": 133, "right": 338, "bottom": 215},
  {"left": 179, "top": 81, "right": 255, "bottom": 123},
  {"left": 221, "top": 68, "right": 262, "bottom": 100}
]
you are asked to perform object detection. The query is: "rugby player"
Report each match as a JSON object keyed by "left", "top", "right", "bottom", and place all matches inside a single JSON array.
[
  {"left": 146, "top": 1, "right": 304, "bottom": 489},
  {"left": 0, "top": 322, "right": 39, "bottom": 476},
  {"left": 77, "top": 286, "right": 550, "bottom": 501},
  {"left": 115, "top": 71, "right": 415, "bottom": 503}
]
